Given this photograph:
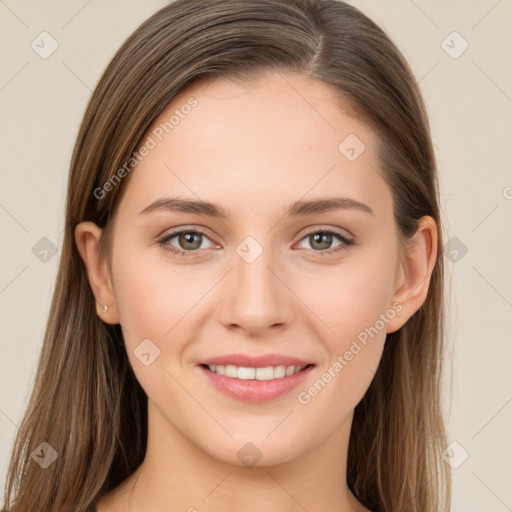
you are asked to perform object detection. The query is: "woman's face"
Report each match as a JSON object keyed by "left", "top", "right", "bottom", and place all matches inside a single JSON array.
[{"left": 97, "top": 72, "right": 416, "bottom": 466}]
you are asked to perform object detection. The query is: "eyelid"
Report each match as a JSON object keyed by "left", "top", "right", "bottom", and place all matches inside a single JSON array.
[
  {"left": 157, "top": 224, "right": 356, "bottom": 257},
  {"left": 158, "top": 224, "right": 353, "bottom": 243},
  {"left": 158, "top": 225, "right": 218, "bottom": 242},
  {"left": 298, "top": 224, "right": 354, "bottom": 240}
]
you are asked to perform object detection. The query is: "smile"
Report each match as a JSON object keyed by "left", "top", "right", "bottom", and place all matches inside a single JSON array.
[
  {"left": 204, "top": 364, "right": 308, "bottom": 380},
  {"left": 198, "top": 363, "right": 315, "bottom": 403}
]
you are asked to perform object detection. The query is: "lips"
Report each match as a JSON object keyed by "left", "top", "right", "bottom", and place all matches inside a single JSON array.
[
  {"left": 197, "top": 353, "right": 314, "bottom": 368},
  {"left": 196, "top": 353, "right": 316, "bottom": 403},
  {"left": 198, "top": 364, "right": 314, "bottom": 403}
]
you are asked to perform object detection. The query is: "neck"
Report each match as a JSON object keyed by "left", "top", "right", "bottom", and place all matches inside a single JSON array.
[{"left": 100, "top": 400, "right": 365, "bottom": 512}]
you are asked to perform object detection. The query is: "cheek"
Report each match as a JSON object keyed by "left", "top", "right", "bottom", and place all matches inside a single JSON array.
[
  {"left": 292, "top": 257, "right": 396, "bottom": 407},
  {"left": 111, "top": 248, "right": 221, "bottom": 390},
  {"left": 111, "top": 244, "right": 207, "bottom": 337},
  {"left": 293, "top": 257, "right": 396, "bottom": 344},
  {"left": 296, "top": 284, "right": 389, "bottom": 422},
  {"left": 111, "top": 254, "right": 203, "bottom": 397}
]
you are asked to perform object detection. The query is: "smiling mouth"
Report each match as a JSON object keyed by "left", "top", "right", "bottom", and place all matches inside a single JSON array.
[{"left": 200, "top": 363, "right": 315, "bottom": 381}]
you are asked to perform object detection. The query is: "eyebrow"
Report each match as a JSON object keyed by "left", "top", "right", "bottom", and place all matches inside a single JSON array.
[{"left": 138, "top": 196, "right": 374, "bottom": 218}]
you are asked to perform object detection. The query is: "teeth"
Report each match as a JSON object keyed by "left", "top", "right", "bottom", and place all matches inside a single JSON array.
[
  {"left": 207, "top": 364, "right": 305, "bottom": 380},
  {"left": 285, "top": 365, "right": 295, "bottom": 376}
]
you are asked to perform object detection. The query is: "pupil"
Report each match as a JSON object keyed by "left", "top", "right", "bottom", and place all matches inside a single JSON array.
[
  {"left": 312, "top": 233, "right": 331, "bottom": 250},
  {"left": 180, "top": 232, "right": 201, "bottom": 250}
]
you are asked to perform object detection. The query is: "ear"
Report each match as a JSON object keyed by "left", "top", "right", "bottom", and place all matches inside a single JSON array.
[
  {"left": 386, "top": 215, "right": 438, "bottom": 334},
  {"left": 74, "top": 221, "right": 120, "bottom": 325}
]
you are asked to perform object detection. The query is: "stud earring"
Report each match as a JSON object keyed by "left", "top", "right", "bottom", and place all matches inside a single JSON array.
[{"left": 102, "top": 304, "right": 108, "bottom": 313}]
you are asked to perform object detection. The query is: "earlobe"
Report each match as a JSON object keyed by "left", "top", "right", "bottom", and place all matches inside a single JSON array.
[
  {"left": 386, "top": 216, "right": 438, "bottom": 334},
  {"left": 74, "top": 221, "right": 120, "bottom": 324}
]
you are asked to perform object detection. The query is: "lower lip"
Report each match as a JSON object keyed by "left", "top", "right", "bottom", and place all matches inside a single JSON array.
[{"left": 198, "top": 364, "right": 315, "bottom": 403}]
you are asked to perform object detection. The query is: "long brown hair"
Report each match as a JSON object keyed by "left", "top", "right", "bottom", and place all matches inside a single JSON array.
[{"left": 2, "top": 1, "right": 451, "bottom": 511}]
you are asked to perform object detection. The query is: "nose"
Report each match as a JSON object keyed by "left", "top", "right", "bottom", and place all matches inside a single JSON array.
[{"left": 217, "top": 244, "right": 296, "bottom": 336}]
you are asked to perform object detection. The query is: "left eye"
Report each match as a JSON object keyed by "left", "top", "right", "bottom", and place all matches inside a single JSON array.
[{"left": 294, "top": 228, "right": 355, "bottom": 255}]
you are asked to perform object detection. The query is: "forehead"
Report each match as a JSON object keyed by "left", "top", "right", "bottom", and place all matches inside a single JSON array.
[{"left": 116, "top": 72, "right": 392, "bottom": 221}]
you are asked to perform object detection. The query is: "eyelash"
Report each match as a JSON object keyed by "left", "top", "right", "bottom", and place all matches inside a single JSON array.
[{"left": 157, "top": 226, "right": 356, "bottom": 258}]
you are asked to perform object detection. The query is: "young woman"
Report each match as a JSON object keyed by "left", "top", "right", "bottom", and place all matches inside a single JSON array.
[{"left": 2, "top": 1, "right": 451, "bottom": 511}]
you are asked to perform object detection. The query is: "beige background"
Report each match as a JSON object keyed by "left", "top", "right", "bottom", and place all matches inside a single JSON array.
[{"left": 1, "top": 1, "right": 511, "bottom": 510}]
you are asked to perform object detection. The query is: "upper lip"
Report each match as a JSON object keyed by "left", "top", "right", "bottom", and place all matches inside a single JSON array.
[{"left": 197, "top": 353, "right": 315, "bottom": 368}]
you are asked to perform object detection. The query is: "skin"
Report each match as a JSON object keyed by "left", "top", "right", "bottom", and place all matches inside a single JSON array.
[{"left": 75, "top": 71, "right": 437, "bottom": 512}]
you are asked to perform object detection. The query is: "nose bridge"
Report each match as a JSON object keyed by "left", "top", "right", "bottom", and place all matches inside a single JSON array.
[{"left": 218, "top": 236, "right": 293, "bottom": 333}]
